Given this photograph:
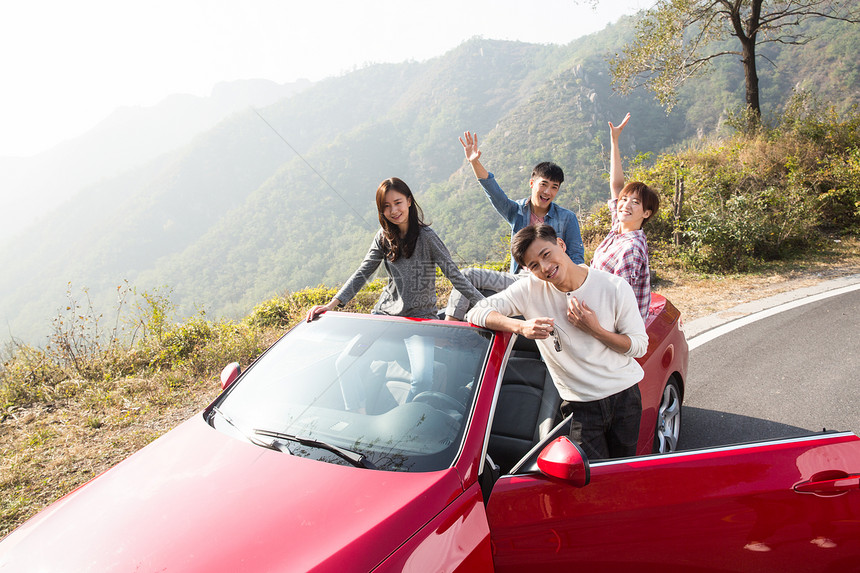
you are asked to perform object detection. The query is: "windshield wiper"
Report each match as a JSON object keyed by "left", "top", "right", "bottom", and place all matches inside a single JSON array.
[
  {"left": 209, "top": 407, "right": 289, "bottom": 453},
  {"left": 253, "top": 429, "right": 377, "bottom": 469}
]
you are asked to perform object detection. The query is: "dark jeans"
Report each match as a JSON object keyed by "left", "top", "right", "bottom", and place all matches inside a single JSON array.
[{"left": 560, "top": 384, "right": 642, "bottom": 461}]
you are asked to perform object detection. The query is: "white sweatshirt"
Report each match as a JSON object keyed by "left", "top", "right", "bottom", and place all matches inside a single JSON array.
[{"left": 466, "top": 267, "right": 647, "bottom": 402}]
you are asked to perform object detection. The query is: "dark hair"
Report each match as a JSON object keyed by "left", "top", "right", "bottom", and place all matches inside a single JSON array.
[
  {"left": 531, "top": 162, "right": 564, "bottom": 184},
  {"left": 620, "top": 182, "right": 660, "bottom": 225},
  {"left": 375, "top": 177, "right": 425, "bottom": 262},
  {"left": 510, "top": 224, "right": 558, "bottom": 267}
]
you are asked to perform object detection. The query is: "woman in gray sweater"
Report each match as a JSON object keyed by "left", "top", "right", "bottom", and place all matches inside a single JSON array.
[
  {"left": 307, "top": 177, "right": 483, "bottom": 320},
  {"left": 307, "top": 177, "right": 484, "bottom": 409}
]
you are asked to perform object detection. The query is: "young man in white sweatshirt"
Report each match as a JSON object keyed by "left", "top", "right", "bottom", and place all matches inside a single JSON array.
[{"left": 466, "top": 224, "right": 648, "bottom": 460}]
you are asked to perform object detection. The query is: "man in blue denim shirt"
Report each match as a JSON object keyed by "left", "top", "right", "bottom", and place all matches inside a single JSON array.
[{"left": 445, "top": 131, "right": 585, "bottom": 320}]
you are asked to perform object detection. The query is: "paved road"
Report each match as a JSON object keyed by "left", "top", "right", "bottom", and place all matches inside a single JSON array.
[{"left": 679, "top": 286, "right": 860, "bottom": 450}]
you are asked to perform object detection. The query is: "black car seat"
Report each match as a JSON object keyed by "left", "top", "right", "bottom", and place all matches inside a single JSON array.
[{"left": 488, "top": 335, "right": 561, "bottom": 473}]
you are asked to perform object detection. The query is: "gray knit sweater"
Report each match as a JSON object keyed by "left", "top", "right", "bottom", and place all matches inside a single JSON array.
[{"left": 335, "top": 227, "right": 484, "bottom": 319}]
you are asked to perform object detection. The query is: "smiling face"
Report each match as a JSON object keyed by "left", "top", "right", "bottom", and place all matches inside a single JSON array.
[
  {"left": 522, "top": 236, "right": 570, "bottom": 286},
  {"left": 529, "top": 177, "right": 560, "bottom": 216},
  {"left": 381, "top": 188, "right": 412, "bottom": 234},
  {"left": 617, "top": 189, "right": 652, "bottom": 232}
]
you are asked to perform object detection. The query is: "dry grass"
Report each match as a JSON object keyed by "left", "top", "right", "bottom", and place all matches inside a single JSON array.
[
  {"left": 0, "top": 374, "right": 218, "bottom": 537},
  {"left": 1, "top": 237, "right": 858, "bottom": 538},
  {"left": 653, "top": 237, "right": 860, "bottom": 320}
]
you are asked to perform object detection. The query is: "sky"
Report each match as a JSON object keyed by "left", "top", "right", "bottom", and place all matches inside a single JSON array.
[{"left": 0, "top": 0, "right": 651, "bottom": 158}]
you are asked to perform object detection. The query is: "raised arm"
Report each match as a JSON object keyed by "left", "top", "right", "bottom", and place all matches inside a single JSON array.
[
  {"left": 459, "top": 131, "right": 489, "bottom": 180},
  {"left": 608, "top": 113, "right": 630, "bottom": 200}
]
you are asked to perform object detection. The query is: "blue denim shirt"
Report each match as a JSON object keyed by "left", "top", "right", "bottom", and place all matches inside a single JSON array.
[{"left": 479, "top": 172, "right": 585, "bottom": 273}]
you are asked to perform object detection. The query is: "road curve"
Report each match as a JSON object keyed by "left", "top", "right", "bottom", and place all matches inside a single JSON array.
[{"left": 680, "top": 275, "right": 860, "bottom": 450}]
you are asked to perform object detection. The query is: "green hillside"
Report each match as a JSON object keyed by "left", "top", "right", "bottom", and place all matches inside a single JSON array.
[{"left": 0, "top": 16, "right": 857, "bottom": 344}]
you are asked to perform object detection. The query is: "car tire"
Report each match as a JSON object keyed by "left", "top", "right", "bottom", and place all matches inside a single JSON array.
[{"left": 653, "top": 377, "right": 682, "bottom": 454}]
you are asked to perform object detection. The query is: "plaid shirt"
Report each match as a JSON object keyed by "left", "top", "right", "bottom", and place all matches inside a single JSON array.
[{"left": 590, "top": 199, "right": 651, "bottom": 319}]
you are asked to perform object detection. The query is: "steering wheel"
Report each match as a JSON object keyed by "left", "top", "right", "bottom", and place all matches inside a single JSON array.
[{"left": 412, "top": 391, "right": 466, "bottom": 416}]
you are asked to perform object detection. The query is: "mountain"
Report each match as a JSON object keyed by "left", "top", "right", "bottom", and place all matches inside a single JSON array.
[
  {"left": 1, "top": 16, "right": 857, "bottom": 344},
  {"left": 0, "top": 78, "right": 312, "bottom": 242}
]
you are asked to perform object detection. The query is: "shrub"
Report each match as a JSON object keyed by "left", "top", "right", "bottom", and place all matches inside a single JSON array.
[
  {"left": 245, "top": 282, "right": 385, "bottom": 330},
  {"left": 0, "top": 344, "right": 65, "bottom": 408},
  {"left": 609, "top": 95, "right": 859, "bottom": 272},
  {"left": 245, "top": 286, "right": 338, "bottom": 330},
  {"left": 191, "top": 321, "right": 264, "bottom": 375},
  {"left": 146, "top": 316, "right": 213, "bottom": 371}
]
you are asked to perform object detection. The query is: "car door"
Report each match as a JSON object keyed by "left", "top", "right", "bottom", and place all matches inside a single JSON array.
[{"left": 486, "top": 432, "right": 860, "bottom": 572}]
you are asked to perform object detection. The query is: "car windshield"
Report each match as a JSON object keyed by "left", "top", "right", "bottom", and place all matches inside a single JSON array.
[{"left": 209, "top": 313, "right": 493, "bottom": 472}]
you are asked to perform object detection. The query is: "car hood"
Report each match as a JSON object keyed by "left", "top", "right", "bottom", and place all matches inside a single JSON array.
[{"left": 0, "top": 415, "right": 465, "bottom": 572}]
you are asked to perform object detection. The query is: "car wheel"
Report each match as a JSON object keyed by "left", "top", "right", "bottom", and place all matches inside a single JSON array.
[{"left": 654, "top": 377, "right": 682, "bottom": 453}]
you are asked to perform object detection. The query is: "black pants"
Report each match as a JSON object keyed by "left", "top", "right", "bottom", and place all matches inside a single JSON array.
[{"left": 560, "top": 384, "right": 642, "bottom": 461}]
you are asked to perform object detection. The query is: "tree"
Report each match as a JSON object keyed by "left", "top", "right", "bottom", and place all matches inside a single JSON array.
[{"left": 602, "top": 0, "right": 859, "bottom": 129}]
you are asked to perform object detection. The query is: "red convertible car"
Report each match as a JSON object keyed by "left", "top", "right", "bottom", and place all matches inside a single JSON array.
[{"left": 2, "top": 294, "right": 859, "bottom": 571}]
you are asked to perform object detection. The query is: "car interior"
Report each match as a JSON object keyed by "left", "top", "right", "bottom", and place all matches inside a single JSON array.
[
  {"left": 337, "top": 329, "right": 565, "bottom": 476},
  {"left": 487, "top": 334, "right": 563, "bottom": 474},
  {"left": 213, "top": 315, "right": 574, "bottom": 475}
]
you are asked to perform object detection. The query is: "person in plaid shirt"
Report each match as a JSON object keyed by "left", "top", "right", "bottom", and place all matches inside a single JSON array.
[{"left": 590, "top": 113, "right": 659, "bottom": 320}]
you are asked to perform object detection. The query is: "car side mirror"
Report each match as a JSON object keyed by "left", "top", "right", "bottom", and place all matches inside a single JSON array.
[
  {"left": 220, "top": 362, "right": 241, "bottom": 391},
  {"left": 537, "top": 436, "right": 590, "bottom": 487}
]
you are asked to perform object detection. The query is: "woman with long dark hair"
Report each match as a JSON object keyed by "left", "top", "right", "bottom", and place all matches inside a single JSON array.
[{"left": 308, "top": 177, "right": 483, "bottom": 320}]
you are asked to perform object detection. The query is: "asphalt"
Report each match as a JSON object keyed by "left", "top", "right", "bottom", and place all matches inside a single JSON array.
[
  {"left": 679, "top": 272, "right": 860, "bottom": 449},
  {"left": 684, "top": 273, "right": 860, "bottom": 343}
]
